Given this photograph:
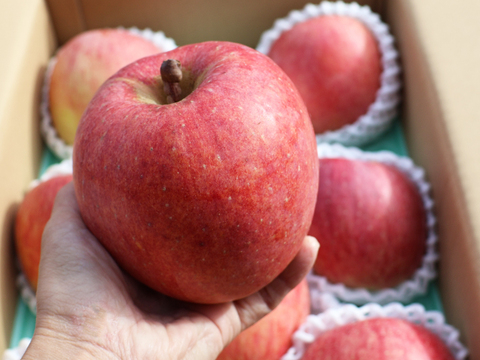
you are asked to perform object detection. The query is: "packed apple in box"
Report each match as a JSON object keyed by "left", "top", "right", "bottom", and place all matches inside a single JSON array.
[
  {"left": 307, "top": 143, "right": 439, "bottom": 308},
  {"left": 257, "top": 0, "right": 402, "bottom": 146},
  {"left": 41, "top": 27, "right": 177, "bottom": 159}
]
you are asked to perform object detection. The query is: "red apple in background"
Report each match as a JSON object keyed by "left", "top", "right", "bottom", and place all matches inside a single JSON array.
[
  {"left": 217, "top": 278, "right": 310, "bottom": 360},
  {"left": 49, "top": 28, "right": 165, "bottom": 145},
  {"left": 301, "top": 317, "right": 455, "bottom": 360},
  {"left": 14, "top": 175, "right": 73, "bottom": 290},
  {"left": 73, "top": 41, "right": 319, "bottom": 304},
  {"left": 309, "top": 158, "right": 426, "bottom": 289},
  {"left": 267, "top": 15, "right": 382, "bottom": 134}
]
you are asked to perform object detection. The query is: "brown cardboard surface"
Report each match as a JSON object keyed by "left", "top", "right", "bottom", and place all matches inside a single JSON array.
[
  {"left": 386, "top": 0, "right": 480, "bottom": 357},
  {"left": 46, "top": 0, "right": 382, "bottom": 47},
  {"left": 0, "top": 0, "right": 56, "bottom": 351}
]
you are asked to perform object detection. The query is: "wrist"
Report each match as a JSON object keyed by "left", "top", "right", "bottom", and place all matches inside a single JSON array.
[
  {"left": 22, "top": 306, "right": 117, "bottom": 360},
  {"left": 22, "top": 331, "right": 115, "bottom": 360}
]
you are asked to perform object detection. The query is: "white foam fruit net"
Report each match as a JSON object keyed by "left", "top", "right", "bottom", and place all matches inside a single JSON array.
[
  {"left": 308, "top": 143, "right": 438, "bottom": 309},
  {"left": 41, "top": 27, "right": 177, "bottom": 160},
  {"left": 256, "top": 1, "right": 402, "bottom": 147},
  {"left": 281, "top": 302, "right": 468, "bottom": 360}
]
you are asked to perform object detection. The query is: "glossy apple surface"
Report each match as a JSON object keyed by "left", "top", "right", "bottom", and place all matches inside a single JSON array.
[
  {"left": 73, "top": 41, "right": 319, "bottom": 304},
  {"left": 267, "top": 15, "right": 382, "bottom": 134},
  {"left": 217, "top": 278, "right": 310, "bottom": 360},
  {"left": 309, "top": 158, "right": 426, "bottom": 289},
  {"left": 302, "top": 317, "right": 455, "bottom": 360},
  {"left": 49, "top": 28, "right": 163, "bottom": 145},
  {"left": 15, "top": 175, "right": 73, "bottom": 290}
]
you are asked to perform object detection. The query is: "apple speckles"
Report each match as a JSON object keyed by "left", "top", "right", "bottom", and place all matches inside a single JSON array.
[
  {"left": 150, "top": 147, "right": 154, "bottom": 151},
  {"left": 228, "top": 196, "right": 232, "bottom": 201},
  {"left": 181, "top": 123, "right": 185, "bottom": 127},
  {"left": 216, "top": 154, "right": 221, "bottom": 161},
  {"left": 117, "top": 165, "right": 121, "bottom": 170},
  {"left": 165, "top": 203, "right": 169, "bottom": 207},
  {"left": 163, "top": 186, "right": 167, "bottom": 191},
  {"left": 203, "top": 164, "right": 207, "bottom": 169}
]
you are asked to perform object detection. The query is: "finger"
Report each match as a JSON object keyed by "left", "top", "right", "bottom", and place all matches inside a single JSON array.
[
  {"left": 234, "top": 235, "right": 319, "bottom": 330},
  {"left": 38, "top": 181, "right": 123, "bottom": 298}
]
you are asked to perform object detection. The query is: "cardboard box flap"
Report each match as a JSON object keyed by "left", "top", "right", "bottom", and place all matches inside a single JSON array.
[
  {"left": 46, "top": 0, "right": 383, "bottom": 47},
  {"left": 386, "top": 0, "right": 480, "bottom": 355},
  {"left": 0, "top": 0, "right": 56, "bottom": 352}
]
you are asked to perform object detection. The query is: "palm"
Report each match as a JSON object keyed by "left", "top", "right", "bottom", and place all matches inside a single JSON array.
[{"left": 33, "top": 183, "right": 318, "bottom": 360}]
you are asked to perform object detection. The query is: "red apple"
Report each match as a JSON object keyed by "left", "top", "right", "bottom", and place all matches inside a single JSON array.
[
  {"left": 14, "top": 175, "right": 73, "bottom": 290},
  {"left": 266, "top": 15, "right": 382, "bottom": 134},
  {"left": 49, "top": 28, "right": 165, "bottom": 145},
  {"left": 73, "top": 41, "right": 319, "bottom": 304},
  {"left": 301, "top": 317, "right": 455, "bottom": 360},
  {"left": 309, "top": 158, "right": 427, "bottom": 289},
  {"left": 217, "top": 278, "right": 310, "bottom": 360}
]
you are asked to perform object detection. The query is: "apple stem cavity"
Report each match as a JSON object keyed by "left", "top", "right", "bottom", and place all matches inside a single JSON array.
[{"left": 161, "top": 59, "right": 183, "bottom": 104}]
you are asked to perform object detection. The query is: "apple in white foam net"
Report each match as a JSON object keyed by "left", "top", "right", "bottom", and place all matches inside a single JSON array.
[
  {"left": 267, "top": 15, "right": 382, "bottom": 134},
  {"left": 301, "top": 317, "right": 455, "bottom": 360},
  {"left": 15, "top": 175, "right": 73, "bottom": 291},
  {"left": 73, "top": 41, "right": 319, "bottom": 304},
  {"left": 49, "top": 28, "right": 164, "bottom": 145},
  {"left": 308, "top": 157, "right": 427, "bottom": 290}
]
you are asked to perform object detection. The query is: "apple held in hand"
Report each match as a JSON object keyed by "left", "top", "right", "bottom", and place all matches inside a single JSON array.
[
  {"left": 266, "top": 15, "right": 382, "bottom": 134},
  {"left": 301, "top": 317, "right": 455, "bottom": 360},
  {"left": 15, "top": 175, "right": 73, "bottom": 290},
  {"left": 49, "top": 28, "right": 164, "bottom": 145},
  {"left": 217, "top": 278, "right": 310, "bottom": 360},
  {"left": 73, "top": 41, "right": 319, "bottom": 304},
  {"left": 309, "top": 158, "right": 427, "bottom": 290}
]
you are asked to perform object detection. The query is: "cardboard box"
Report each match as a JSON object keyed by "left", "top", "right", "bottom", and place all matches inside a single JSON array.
[{"left": 1, "top": 0, "right": 479, "bottom": 357}]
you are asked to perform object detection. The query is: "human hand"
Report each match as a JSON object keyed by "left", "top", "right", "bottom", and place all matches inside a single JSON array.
[{"left": 22, "top": 182, "right": 319, "bottom": 360}]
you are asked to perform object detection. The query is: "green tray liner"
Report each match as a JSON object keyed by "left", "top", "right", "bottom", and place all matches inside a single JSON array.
[{"left": 9, "top": 118, "right": 445, "bottom": 348}]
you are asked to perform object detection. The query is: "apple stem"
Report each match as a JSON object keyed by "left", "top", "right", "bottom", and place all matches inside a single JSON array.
[{"left": 161, "top": 59, "right": 183, "bottom": 103}]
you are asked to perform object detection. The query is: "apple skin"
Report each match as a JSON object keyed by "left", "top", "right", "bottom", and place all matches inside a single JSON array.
[
  {"left": 14, "top": 175, "right": 73, "bottom": 291},
  {"left": 73, "top": 41, "right": 319, "bottom": 304},
  {"left": 49, "top": 28, "right": 163, "bottom": 145},
  {"left": 217, "top": 278, "right": 310, "bottom": 360},
  {"left": 301, "top": 317, "right": 455, "bottom": 360},
  {"left": 308, "top": 158, "right": 427, "bottom": 290},
  {"left": 267, "top": 16, "right": 382, "bottom": 134}
]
